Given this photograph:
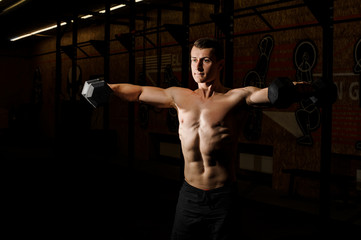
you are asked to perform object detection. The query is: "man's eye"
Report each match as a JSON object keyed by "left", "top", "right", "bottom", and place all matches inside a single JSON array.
[{"left": 203, "top": 58, "right": 211, "bottom": 63}]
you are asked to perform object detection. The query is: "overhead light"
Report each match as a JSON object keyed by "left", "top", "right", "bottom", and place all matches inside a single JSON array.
[
  {"left": 98, "top": 0, "right": 143, "bottom": 13},
  {"left": 98, "top": 4, "right": 126, "bottom": 14},
  {"left": 10, "top": 0, "right": 143, "bottom": 41},
  {"left": 0, "top": 0, "right": 27, "bottom": 15},
  {"left": 10, "top": 22, "right": 67, "bottom": 42},
  {"left": 81, "top": 14, "right": 93, "bottom": 19},
  {"left": 81, "top": 0, "right": 143, "bottom": 19}
]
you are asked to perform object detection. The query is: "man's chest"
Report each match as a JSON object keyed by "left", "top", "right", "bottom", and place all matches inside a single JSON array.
[{"left": 177, "top": 98, "right": 240, "bottom": 129}]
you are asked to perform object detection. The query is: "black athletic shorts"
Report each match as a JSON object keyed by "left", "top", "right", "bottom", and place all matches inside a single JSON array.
[{"left": 171, "top": 180, "right": 240, "bottom": 240}]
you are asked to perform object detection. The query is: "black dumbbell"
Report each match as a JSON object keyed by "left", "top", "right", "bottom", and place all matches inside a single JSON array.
[
  {"left": 81, "top": 78, "right": 113, "bottom": 108},
  {"left": 268, "top": 77, "right": 337, "bottom": 108}
]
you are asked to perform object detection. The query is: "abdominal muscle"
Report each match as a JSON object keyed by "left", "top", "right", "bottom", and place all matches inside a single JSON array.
[
  {"left": 183, "top": 160, "right": 235, "bottom": 190},
  {"left": 179, "top": 123, "right": 238, "bottom": 190}
]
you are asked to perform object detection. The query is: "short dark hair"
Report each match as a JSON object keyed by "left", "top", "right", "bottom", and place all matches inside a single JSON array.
[{"left": 192, "top": 37, "right": 224, "bottom": 61}]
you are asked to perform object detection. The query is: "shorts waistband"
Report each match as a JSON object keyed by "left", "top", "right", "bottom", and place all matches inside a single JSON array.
[{"left": 182, "top": 179, "right": 237, "bottom": 194}]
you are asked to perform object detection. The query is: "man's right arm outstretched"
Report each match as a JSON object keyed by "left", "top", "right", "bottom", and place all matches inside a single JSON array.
[{"left": 109, "top": 83, "right": 177, "bottom": 109}]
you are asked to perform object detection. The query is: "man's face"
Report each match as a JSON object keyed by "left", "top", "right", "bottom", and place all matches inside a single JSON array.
[{"left": 190, "top": 46, "right": 223, "bottom": 84}]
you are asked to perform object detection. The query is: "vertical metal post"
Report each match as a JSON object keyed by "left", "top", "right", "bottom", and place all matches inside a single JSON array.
[
  {"left": 55, "top": 19, "right": 62, "bottom": 138},
  {"left": 182, "top": 0, "right": 190, "bottom": 88},
  {"left": 157, "top": 8, "right": 162, "bottom": 87},
  {"left": 128, "top": 0, "right": 136, "bottom": 168},
  {"left": 223, "top": 0, "right": 234, "bottom": 88},
  {"left": 214, "top": 1, "right": 221, "bottom": 38},
  {"left": 142, "top": 9, "right": 147, "bottom": 85},
  {"left": 104, "top": 1, "right": 110, "bottom": 130},
  {"left": 71, "top": 13, "right": 78, "bottom": 102},
  {"left": 359, "top": 74, "right": 361, "bottom": 107},
  {"left": 320, "top": 0, "right": 334, "bottom": 221}
]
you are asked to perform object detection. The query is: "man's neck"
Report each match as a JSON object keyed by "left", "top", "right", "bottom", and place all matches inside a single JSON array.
[{"left": 197, "top": 81, "right": 227, "bottom": 99}]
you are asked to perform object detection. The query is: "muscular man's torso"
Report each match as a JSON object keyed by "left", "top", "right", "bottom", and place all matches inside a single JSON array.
[{"left": 172, "top": 87, "right": 247, "bottom": 190}]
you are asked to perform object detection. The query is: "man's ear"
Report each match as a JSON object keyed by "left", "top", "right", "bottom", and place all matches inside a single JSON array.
[{"left": 218, "top": 59, "right": 225, "bottom": 71}]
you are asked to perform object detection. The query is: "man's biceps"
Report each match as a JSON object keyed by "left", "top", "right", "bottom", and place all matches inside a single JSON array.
[{"left": 140, "top": 87, "right": 170, "bottom": 104}]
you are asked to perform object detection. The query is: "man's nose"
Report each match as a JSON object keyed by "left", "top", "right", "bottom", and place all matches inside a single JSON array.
[{"left": 197, "top": 61, "right": 203, "bottom": 71}]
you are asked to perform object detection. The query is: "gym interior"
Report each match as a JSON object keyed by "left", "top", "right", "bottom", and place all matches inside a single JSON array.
[{"left": 0, "top": 0, "right": 360, "bottom": 239}]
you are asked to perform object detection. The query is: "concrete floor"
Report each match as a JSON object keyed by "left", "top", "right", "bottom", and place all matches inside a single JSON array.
[
  {"left": 3, "top": 158, "right": 360, "bottom": 239},
  {"left": 1, "top": 134, "right": 360, "bottom": 239}
]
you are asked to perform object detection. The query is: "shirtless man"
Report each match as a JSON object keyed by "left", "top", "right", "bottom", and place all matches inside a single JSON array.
[
  {"left": 110, "top": 38, "right": 269, "bottom": 189},
  {"left": 81, "top": 36, "right": 331, "bottom": 239},
  {"left": 106, "top": 38, "right": 272, "bottom": 239}
]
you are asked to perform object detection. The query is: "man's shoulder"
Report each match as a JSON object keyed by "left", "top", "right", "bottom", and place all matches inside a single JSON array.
[
  {"left": 167, "top": 87, "right": 198, "bottom": 105},
  {"left": 167, "top": 86, "right": 196, "bottom": 95},
  {"left": 219, "top": 87, "right": 250, "bottom": 107},
  {"left": 225, "top": 87, "right": 249, "bottom": 98}
]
